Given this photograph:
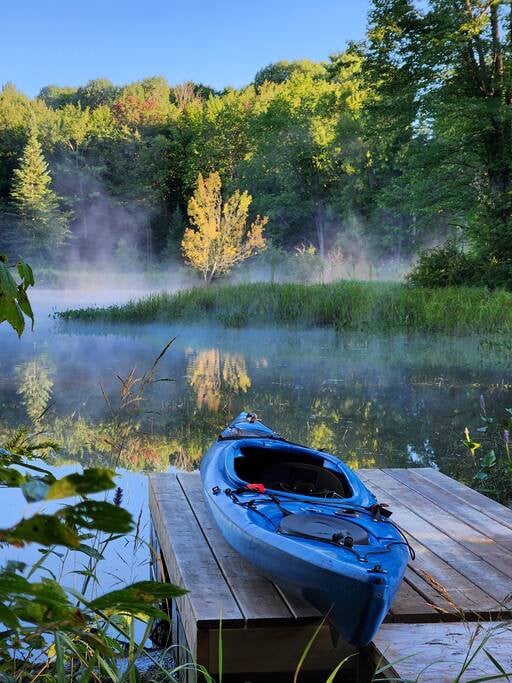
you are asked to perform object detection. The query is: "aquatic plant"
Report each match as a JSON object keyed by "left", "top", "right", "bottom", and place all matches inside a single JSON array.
[
  {"left": 57, "top": 281, "right": 512, "bottom": 335},
  {"left": 463, "top": 398, "right": 512, "bottom": 507}
]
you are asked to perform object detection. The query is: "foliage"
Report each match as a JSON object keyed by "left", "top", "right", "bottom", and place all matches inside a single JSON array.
[
  {"left": 254, "top": 59, "right": 327, "bottom": 87},
  {"left": 57, "top": 280, "right": 512, "bottom": 334},
  {"left": 288, "top": 244, "right": 325, "bottom": 284},
  {"left": 364, "top": 0, "right": 512, "bottom": 284},
  {"left": 463, "top": 397, "right": 512, "bottom": 507},
  {"left": 1, "top": 4, "right": 512, "bottom": 278},
  {"left": 182, "top": 171, "right": 267, "bottom": 283},
  {"left": 0, "top": 255, "right": 34, "bottom": 336},
  {"left": 407, "top": 241, "right": 481, "bottom": 288}
]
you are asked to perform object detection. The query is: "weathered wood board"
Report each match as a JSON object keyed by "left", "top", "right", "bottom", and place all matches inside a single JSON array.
[
  {"left": 371, "top": 621, "right": 512, "bottom": 681},
  {"left": 149, "top": 468, "right": 512, "bottom": 681}
]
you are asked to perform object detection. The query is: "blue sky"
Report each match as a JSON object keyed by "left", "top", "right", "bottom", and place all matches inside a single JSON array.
[{"left": 1, "top": 0, "right": 370, "bottom": 97}]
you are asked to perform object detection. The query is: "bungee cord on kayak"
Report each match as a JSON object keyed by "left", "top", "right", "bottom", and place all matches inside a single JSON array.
[{"left": 218, "top": 483, "right": 415, "bottom": 563}]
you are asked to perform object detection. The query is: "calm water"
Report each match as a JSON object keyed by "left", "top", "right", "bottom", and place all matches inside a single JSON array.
[{"left": 1, "top": 288, "right": 512, "bottom": 592}]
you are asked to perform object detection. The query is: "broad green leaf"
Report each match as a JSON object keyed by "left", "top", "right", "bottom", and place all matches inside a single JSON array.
[
  {"left": 0, "top": 297, "right": 24, "bottom": 337},
  {"left": 0, "top": 514, "right": 79, "bottom": 548},
  {"left": 46, "top": 468, "right": 116, "bottom": 500},
  {"left": 481, "top": 450, "right": 496, "bottom": 469},
  {"left": 17, "top": 260, "right": 34, "bottom": 287},
  {"left": 16, "top": 286, "right": 34, "bottom": 330},
  {"left": 474, "top": 472, "right": 488, "bottom": 481},
  {"left": 0, "top": 602, "right": 19, "bottom": 629},
  {"left": 0, "top": 260, "right": 18, "bottom": 298},
  {"left": 62, "top": 500, "right": 133, "bottom": 533}
]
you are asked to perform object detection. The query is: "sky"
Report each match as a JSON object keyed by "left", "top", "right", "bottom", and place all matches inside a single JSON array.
[{"left": 0, "top": 0, "right": 370, "bottom": 97}]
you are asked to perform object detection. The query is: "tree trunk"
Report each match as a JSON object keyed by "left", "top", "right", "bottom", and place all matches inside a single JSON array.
[{"left": 314, "top": 202, "right": 326, "bottom": 260}]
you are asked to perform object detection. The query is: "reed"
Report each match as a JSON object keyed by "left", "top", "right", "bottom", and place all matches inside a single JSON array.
[{"left": 58, "top": 281, "right": 512, "bottom": 334}]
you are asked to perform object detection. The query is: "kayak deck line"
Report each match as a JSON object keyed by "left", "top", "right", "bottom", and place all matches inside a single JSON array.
[{"left": 149, "top": 468, "right": 512, "bottom": 681}]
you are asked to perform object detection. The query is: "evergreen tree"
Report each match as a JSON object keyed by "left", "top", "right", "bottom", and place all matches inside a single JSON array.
[{"left": 10, "top": 126, "right": 69, "bottom": 260}]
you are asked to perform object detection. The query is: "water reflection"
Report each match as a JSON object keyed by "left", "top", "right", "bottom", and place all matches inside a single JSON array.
[
  {"left": 16, "top": 356, "right": 54, "bottom": 423},
  {"left": 187, "top": 349, "right": 252, "bottom": 411},
  {"left": 1, "top": 308, "right": 511, "bottom": 480}
]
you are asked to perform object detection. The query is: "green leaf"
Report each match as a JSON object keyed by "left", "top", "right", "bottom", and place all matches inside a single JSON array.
[
  {"left": 0, "top": 602, "right": 19, "bottom": 629},
  {"left": 16, "top": 286, "right": 34, "bottom": 329},
  {"left": 17, "top": 260, "right": 34, "bottom": 287},
  {"left": 0, "top": 514, "right": 79, "bottom": 548},
  {"left": 0, "top": 466, "right": 26, "bottom": 487},
  {"left": 46, "top": 468, "right": 116, "bottom": 500},
  {"left": 88, "top": 580, "right": 187, "bottom": 619},
  {"left": 483, "top": 648, "right": 507, "bottom": 675},
  {"left": 474, "top": 472, "right": 488, "bottom": 481},
  {"left": 0, "top": 297, "right": 24, "bottom": 337},
  {"left": 76, "top": 543, "right": 104, "bottom": 560},
  {"left": 0, "top": 260, "right": 18, "bottom": 298},
  {"left": 62, "top": 500, "right": 133, "bottom": 533},
  {"left": 481, "top": 450, "right": 496, "bottom": 469}
]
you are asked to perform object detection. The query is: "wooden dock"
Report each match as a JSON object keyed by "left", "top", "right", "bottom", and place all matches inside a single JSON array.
[{"left": 149, "top": 468, "right": 512, "bottom": 681}]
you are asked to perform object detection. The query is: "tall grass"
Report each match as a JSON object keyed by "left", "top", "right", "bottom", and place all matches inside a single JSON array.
[{"left": 58, "top": 281, "right": 512, "bottom": 334}]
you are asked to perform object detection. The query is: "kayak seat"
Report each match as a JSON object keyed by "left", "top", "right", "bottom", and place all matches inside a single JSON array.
[
  {"left": 260, "top": 462, "right": 348, "bottom": 498},
  {"left": 279, "top": 512, "right": 369, "bottom": 545},
  {"left": 234, "top": 446, "right": 351, "bottom": 498}
]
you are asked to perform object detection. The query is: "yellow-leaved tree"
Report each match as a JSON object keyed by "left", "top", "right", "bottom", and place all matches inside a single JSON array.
[{"left": 182, "top": 171, "right": 267, "bottom": 284}]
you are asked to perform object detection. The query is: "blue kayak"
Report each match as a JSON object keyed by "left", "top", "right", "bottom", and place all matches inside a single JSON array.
[{"left": 200, "top": 412, "right": 411, "bottom": 645}]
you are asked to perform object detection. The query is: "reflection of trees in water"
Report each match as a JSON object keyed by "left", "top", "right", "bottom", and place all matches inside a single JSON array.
[
  {"left": 4, "top": 334, "right": 511, "bottom": 478},
  {"left": 16, "top": 357, "right": 54, "bottom": 423},
  {"left": 187, "top": 349, "right": 251, "bottom": 411}
]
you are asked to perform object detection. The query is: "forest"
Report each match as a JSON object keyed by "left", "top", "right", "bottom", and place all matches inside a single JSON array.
[{"left": 2, "top": 0, "right": 512, "bottom": 290}]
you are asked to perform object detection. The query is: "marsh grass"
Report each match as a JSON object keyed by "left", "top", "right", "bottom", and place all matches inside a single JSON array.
[{"left": 58, "top": 282, "right": 512, "bottom": 334}]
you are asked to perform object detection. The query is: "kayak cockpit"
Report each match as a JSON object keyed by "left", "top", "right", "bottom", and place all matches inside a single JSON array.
[{"left": 233, "top": 443, "right": 352, "bottom": 498}]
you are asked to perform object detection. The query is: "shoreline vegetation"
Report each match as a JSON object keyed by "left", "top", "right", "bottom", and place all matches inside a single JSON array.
[{"left": 57, "top": 281, "right": 512, "bottom": 334}]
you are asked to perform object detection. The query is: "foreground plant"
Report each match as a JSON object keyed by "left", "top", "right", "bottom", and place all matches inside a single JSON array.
[
  {"left": 463, "top": 396, "right": 512, "bottom": 507},
  {"left": 0, "top": 255, "right": 34, "bottom": 337},
  {"left": 0, "top": 341, "right": 191, "bottom": 681},
  {"left": 0, "top": 439, "right": 186, "bottom": 681}
]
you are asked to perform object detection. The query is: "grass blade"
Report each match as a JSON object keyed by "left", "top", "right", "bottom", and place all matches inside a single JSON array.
[{"left": 293, "top": 614, "right": 328, "bottom": 683}]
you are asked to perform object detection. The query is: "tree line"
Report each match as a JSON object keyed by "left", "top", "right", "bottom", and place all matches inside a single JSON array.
[{"left": 1, "top": 0, "right": 511, "bottom": 288}]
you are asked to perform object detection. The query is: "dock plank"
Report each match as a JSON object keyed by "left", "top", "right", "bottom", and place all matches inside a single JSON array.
[
  {"left": 359, "top": 470, "right": 510, "bottom": 612},
  {"left": 148, "top": 474, "right": 243, "bottom": 631},
  {"left": 371, "top": 621, "right": 512, "bottom": 682},
  {"left": 364, "top": 468, "right": 512, "bottom": 584},
  {"left": 177, "top": 472, "right": 294, "bottom": 624},
  {"left": 386, "top": 467, "right": 512, "bottom": 549},
  {"left": 413, "top": 467, "right": 512, "bottom": 531}
]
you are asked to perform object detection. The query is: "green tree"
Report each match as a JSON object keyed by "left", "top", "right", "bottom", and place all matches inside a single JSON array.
[
  {"left": 10, "top": 126, "right": 69, "bottom": 259},
  {"left": 163, "top": 204, "right": 186, "bottom": 258},
  {"left": 37, "top": 84, "right": 77, "bottom": 109},
  {"left": 365, "top": 0, "right": 512, "bottom": 282},
  {"left": 254, "top": 60, "right": 327, "bottom": 87},
  {"left": 242, "top": 72, "right": 349, "bottom": 256}
]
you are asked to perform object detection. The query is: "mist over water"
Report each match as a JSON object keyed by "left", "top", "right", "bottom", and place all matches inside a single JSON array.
[{"left": 2, "top": 287, "right": 512, "bottom": 591}]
